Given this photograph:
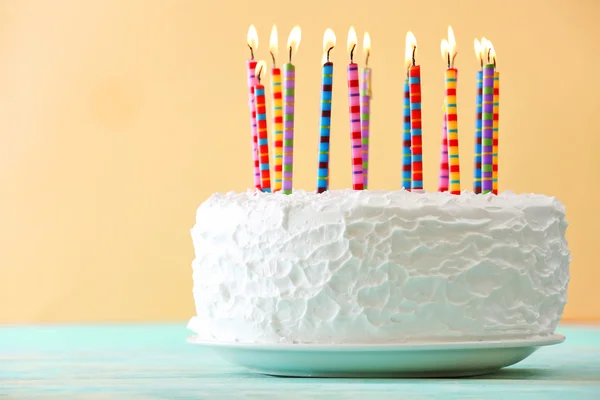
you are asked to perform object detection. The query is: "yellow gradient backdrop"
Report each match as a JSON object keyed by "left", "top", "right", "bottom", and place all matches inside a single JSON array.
[{"left": 1, "top": 0, "right": 599, "bottom": 323}]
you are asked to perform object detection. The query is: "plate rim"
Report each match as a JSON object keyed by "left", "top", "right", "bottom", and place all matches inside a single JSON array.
[{"left": 187, "top": 333, "right": 565, "bottom": 352}]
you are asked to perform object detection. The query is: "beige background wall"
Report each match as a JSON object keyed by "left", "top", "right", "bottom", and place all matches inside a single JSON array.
[{"left": 1, "top": 0, "right": 599, "bottom": 323}]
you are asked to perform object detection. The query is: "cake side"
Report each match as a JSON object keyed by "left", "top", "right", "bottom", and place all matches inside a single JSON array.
[{"left": 188, "top": 190, "right": 570, "bottom": 344}]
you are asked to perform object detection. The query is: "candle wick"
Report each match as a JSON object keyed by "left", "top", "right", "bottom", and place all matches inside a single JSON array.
[
  {"left": 289, "top": 46, "right": 293, "bottom": 64},
  {"left": 365, "top": 51, "right": 370, "bottom": 66},
  {"left": 350, "top": 43, "right": 356, "bottom": 63},
  {"left": 412, "top": 46, "right": 417, "bottom": 67},
  {"left": 257, "top": 65, "right": 263, "bottom": 83},
  {"left": 447, "top": 53, "right": 451, "bottom": 69},
  {"left": 493, "top": 57, "right": 497, "bottom": 69},
  {"left": 451, "top": 52, "right": 458, "bottom": 69},
  {"left": 480, "top": 57, "right": 483, "bottom": 69},
  {"left": 487, "top": 48, "right": 491, "bottom": 64},
  {"left": 270, "top": 51, "right": 276, "bottom": 68},
  {"left": 327, "top": 46, "right": 334, "bottom": 62},
  {"left": 248, "top": 44, "right": 254, "bottom": 60}
]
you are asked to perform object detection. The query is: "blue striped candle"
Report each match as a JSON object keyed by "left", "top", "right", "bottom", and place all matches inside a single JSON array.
[
  {"left": 402, "top": 78, "right": 412, "bottom": 190},
  {"left": 317, "top": 62, "right": 334, "bottom": 193}
]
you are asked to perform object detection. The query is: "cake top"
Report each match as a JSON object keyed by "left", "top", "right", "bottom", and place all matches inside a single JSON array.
[{"left": 201, "top": 189, "right": 565, "bottom": 214}]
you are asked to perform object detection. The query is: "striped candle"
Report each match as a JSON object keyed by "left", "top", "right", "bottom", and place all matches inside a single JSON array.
[
  {"left": 409, "top": 65, "right": 423, "bottom": 191},
  {"left": 282, "top": 63, "right": 295, "bottom": 195},
  {"left": 360, "top": 67, "right": 371, "bottom": 189},
  {"left": 317, "top": 62, "right": 334, "bottom": 193},
  {"left": 445, "top": 68, "right": 460, "bottom": 194},
  {"left": 402, "top": 78, "right": 412, "bottom": 190},
  {"left": 246, "top": 60, "right": 261, "bottom": 190},
  {"left": 438, "top": 102, "right": 449, "bottom": 192},
  {"left": 271, "top": 68, "right": 283, "bottom": 192},
  {"left": 473, "top": 70, "right": 483, "bottom": 194},
  {"left": 348, "top": 62, "right": 364, "bottom": 190},
  {"left": 482, "top": 63, "right": 495, "bottom": 194},
  {"left": 254, "top": 85, "right": 272, "bottom": 192},
  {"left": 492, "top": 71, "right": 500, "bottom": 195}
]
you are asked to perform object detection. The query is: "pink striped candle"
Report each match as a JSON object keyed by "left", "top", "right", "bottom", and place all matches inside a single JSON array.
[
  {"left": 347, "top": 27, "right": 363, "bottom": 190},
  {"left": 246, "top": 60, "right": 261, "bottom": 191},
  {"left": 438, "top": 102, "right": 449, "bottom": 192},
  {"left": 246, "top": 26, "right": 261, "bottom": 190}
]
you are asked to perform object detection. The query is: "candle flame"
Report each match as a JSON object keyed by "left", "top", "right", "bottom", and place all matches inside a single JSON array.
[
  {"left": 405, "top": 31, "right": 417, "bottom": 69},
  {"left": 488, "top": 41, "right": 497, "bottom": 65},
  {"left": 247, "top": 25, "right": 258, "bottom": 54},
  {"left": 256, "top": 60, "right": 267, "bottom": 82},
  {"left": 347, "top": 26, "right": 358, "bottom": 57},
  {"left": 322, "top": 28, "right": 336, "bottom": 64},
  {"left": 287, "top": 26, "right": 301, "bottom": 55},
  {"left": 363, "top": 32, "right": 371, "bottom": 58},
  {"left": 479, "top": 37, "right": 495, "bottom": 65},
  {"left": 270, "top": 25, "right": 278, "bottom": 55},
  {"left": 440, "top": 25, "right": 457, "bottom": 68},
  {"left": 474, "top": 38, "right": 483, "bottom": 64}
]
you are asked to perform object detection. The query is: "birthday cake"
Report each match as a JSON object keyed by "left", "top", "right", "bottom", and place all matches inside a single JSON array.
[{"left": 187, "top": 189, "right": 570, "bottom": 344}]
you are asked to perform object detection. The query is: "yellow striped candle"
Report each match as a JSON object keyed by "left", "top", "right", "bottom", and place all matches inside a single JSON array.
[
  {"left": 269, "top": 26, "right": 283, "bottom": 192},
  {"left": 441, "top": 26, "right": 460, "bottom": 194}
]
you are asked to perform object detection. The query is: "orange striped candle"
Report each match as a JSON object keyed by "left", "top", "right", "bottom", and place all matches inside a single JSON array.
[{"left": 269, "top": 26, "right": 283, "bottom": 192}]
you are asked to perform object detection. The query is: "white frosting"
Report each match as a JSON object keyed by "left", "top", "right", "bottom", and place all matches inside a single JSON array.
[{"left": 188, "top": 190, "right": 570, "bottom": 344}]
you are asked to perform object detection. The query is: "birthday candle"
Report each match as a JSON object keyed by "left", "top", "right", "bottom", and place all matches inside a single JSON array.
[
  {"left": 282, "top": 26, "right": 301, "bottom": 195},
  {"left": 406, "top": 32, "right": 423, "bottom": 191},
  {"left": 347, "top": 27, "right": 364, "bottom": 191},
  {"left": 481, "top": 54, "right": 495, "bottom": 194},
  {"left": 269, "top": 26, "right": 283, "bottom": 192},
  {"left": 492, "top": 48, "right": 500, "bottom": 195},
  {"left": 254, "top": 61, "right": 272, "bottom": 193},
  {"left": 246, "top": 26, "right": 261, "bottom": 190},
  {"left": 442, "top": 27, "right": 460, "bottom": 195},
  {"left": 402, "top": 78, "right": 412, "bottom": 190},
  {"left": 438, "top": 102, "right": 449, "bottom": 192},
  {"left": 473, "top": 39, "right": 484, "bottom": 194},
  {"left": 317, "top": 29, "right": 336, "bottom": 194},
  {"left": 360, "top": 33, "right": 372, "bottom": 190}
]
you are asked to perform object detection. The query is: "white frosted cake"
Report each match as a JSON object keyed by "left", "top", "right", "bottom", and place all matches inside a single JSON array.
[{"left": 188, "top": 190, "right": 570, "bottom": 344}]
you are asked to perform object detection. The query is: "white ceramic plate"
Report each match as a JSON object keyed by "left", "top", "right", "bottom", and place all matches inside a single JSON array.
[{"left": 188, "top": 334, "right": 565, "bottom": 378}]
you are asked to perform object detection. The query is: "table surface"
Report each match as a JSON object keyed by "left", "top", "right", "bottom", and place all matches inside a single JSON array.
[{"left": 1, "top": 324, "right": 599, "bottom": 399}]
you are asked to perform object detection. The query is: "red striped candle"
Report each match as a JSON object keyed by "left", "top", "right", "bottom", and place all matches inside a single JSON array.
[
  {"left": 254, "top": 61, "right": 272, "bottom": 193},
  {"left": 406, "top": 32, "right": 423, "bottom": 191},
  {"left": 409, "top": 65, "right": 423, "bottom": 191}
]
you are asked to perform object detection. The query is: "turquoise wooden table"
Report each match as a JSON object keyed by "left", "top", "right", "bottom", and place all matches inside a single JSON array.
[{"left": 1, "top": 324, "right": 599, "bottom": 399}]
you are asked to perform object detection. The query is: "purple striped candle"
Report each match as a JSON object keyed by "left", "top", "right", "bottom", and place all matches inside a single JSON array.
[
  {"left": 360, "top": 67, "right": 371, "bottom": 189},
  {"left": 482, "top": 63, "right": 495, "bottom": 194},
  {"left": 282, "top": 63, "right": 295, "bottom": 194}
]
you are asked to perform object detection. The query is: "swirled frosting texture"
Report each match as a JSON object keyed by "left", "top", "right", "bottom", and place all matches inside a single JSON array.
[{"left": 188, "top": 190, "right": 570, "bottom": 344}]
